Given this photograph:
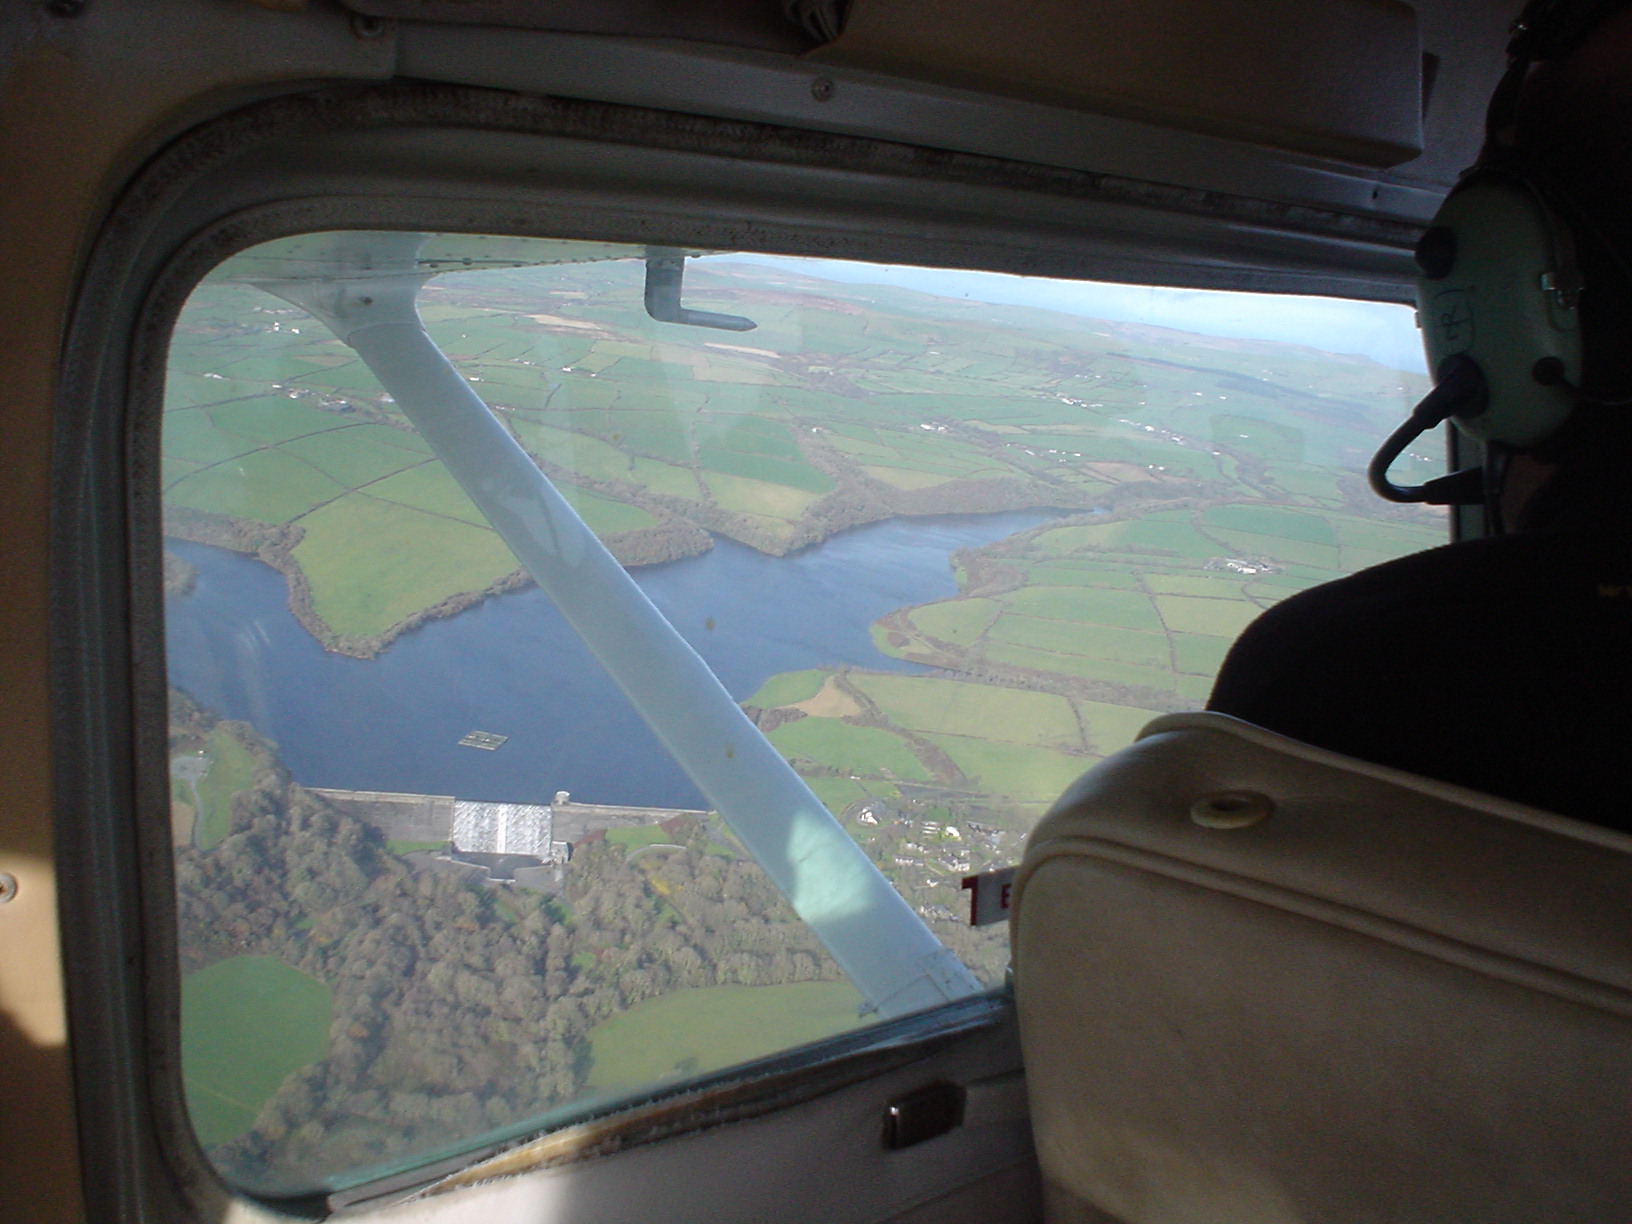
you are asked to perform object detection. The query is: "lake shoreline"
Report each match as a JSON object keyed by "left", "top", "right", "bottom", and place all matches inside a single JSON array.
[
  {"left": 164, "top": 493, "right": 1101, "bottom": 660},
  {"left": 164, "top": 505, "right": 714, "bottom": 659},
  {"left": 163, "top": 509, "right": 1070, "bottom": 808}
]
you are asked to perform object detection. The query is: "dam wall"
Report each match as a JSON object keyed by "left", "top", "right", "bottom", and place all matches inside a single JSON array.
[
  {"left": 311, "top": 788, "right": 455, "bottom": 844},
  {"left": 549, "top": 790, "right": 711, "bottom": 842},
  {"left": 312, "top": 786, "right": 710, "bottom": 853}
]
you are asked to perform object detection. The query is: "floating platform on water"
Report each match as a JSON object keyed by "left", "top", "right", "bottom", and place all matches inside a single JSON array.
[{"left": 457, "top": 730, "right": 508, "bottom": 751}]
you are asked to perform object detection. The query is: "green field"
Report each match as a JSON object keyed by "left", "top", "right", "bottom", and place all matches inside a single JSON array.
[
  {"left": 766, "top": 718, "right": 930, "bottom": 781},
  {"left": 817, "top": 418, "right": 1432, "bottom": 807},
  {"left": 605, "top": 824, "right": 684, "bottom": 853},
  {"left": 983, "top": 641, "right": 1179, "bottom": 691},
  {"left": 584, "top": 981, "right": 865, "bottom": 1093},
  {"left": 167, "top": 448, "right": 347, "bottom": 523},
  {"left": 181, "top": 956, "right": 332, "bottom": 1145},
  {"left": 1211, "top": 413, "right": 1304, "bottom": 462},
  {"left": 1152, "top": 594, "right": 1262, "bottom": 638},
  {"left": 1026, "top": 563, "right": 1143, "bottom": 589},
  {"left": 704, "top": 470, "right": 821, "bottom": 522},
  {"left": 629, "top": 455, "right": 704, "bottom": 498},
  {"left": 1202, "top": 504, "right": 1339, "bottom": 544},
  {"left": 194, "top": 726, "right": 258, "bottom": 849},
  {"left": 279, "top": 428, "right": 434, "bottom": 487},
  {"left": 850, "top": 674, "right": 1081, "bottom": 749},
  {"left": 988, "top": 616, "right": 1170, "bottom": 665},
  {"left": 921, "top": 734, "right": 1095, "bottom": 806},
  {"left": 1004, "top": 584, "right": 1165, "bottom": 630},
  {"left": 807, "top": 775, "right": 871, "bottom": 814},
  {"left": 1145, "top": 573, "right": 1246, "bottom": 598},
  {"left": 742, "top": 667, "right": 1161, "bottom": 812},
  {"left": 745, "top": 668, "right": 827, "bottom": 707},
  {"left": 906, "top": 598, "right": 1001, "bottom": 645},
  {"left": 358, "top": 462, "right": 487, "bottom": 527},
  {"left": 291, "top": 495, "right": 519, "bottom": 638},
  {"left": 1173, "top": 633, "right": 1235, "bottom": 676},
  {"left": 1076, "top": 699, "right": 1164, "bottom": 751}
]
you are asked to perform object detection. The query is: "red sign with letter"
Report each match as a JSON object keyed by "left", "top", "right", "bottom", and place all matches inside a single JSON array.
[{"left": 961, "top": 866, "right": 1017, "bottom": 926}]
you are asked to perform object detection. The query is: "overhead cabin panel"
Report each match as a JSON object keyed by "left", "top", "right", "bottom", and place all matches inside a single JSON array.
[{"left": 810, "top": 0, "right": 1424, "bottom": 168}]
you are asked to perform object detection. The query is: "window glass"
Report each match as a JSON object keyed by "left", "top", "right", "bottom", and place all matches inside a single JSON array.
[{"left": 162, "top": 233, "right": 1435, "bottom": 1194}]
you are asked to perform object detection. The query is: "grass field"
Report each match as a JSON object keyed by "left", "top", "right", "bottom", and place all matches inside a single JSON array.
[
  {"left": 850, "top": 674, "right": 1080, "bottom": 749},
  {"left": 1026, "top": 564, "right": 1142, "bottom": 589},
  {"left": 745, "top": 669, "right": 827, "bottom": 707},
  {"left": 291, "top": 496, "right": 520, "bottom": 638},
  {"left": 703, "top": 471, "right": 822, "bottom": 522},
  {"left": 807, "top": 775, "right": 871, "bottom": 814},
  {"left": 605, "top": 824, "right": 684, "bottom": 853},
  {"left": 1205, "top": 528, "right": 1341, "bottom": 570},
  {"left": 584, "top": 981, "right": 864, "bottom": 1093},
  {"left": 981, "top": 642, "right": 1179, "bottom": 691},
  {"left": 1152, "top": 595, "right": 1263, "bottom": 638},
  {"left": 921, "top": 734, "right": 1094, "bottom": 806},
  {"left": 766, "top": 718, "right": 930, "bottom": 782},
  {"left": 1145, "top": 573, "right": 1247, "bottom": 598},
  {"left": 1076, "top": 699, "right": 1164, "bottom": 751},
  {"left": 837, "top": 480, "right": 1413, "bottom": 796},
  {"left": 360, "top": 462, "right": 489, "bottom": 527},
  {"left": 1202, "top": 504, "right": 1339, "bottom": 544},
  {"left": 863, "top": 465, "right": 953, "bottom": 489},
  {"left": 629, "top": 456, "right": 704, "bottom": 499},
  {"left": 162, "top": 407, "right": 268, "bottom": 463},
  {"left": 279, "top": 429, "right": 434, "bottom": 487},
  {"left": 987, "top": 616, "right": 1170, "bottom": 666},
  {"left": 1110, "top": 518, "right": 1225, "bottom": 558},
  {"left": 167, "top": 448, "right": 347, "bottom": 523},
  {"left": 1173, "top": 633, "right": 1235, "bottom": 677},
  {"left": 195, "top": 726, "right": 258, "bottom": 849},
  {"left": 181, "top": 956, "right": 332, "bottom": 1146},
  {"left": 906, "top": 598, "right": 1001, "bottom": 645},
  {"left": 1211, "top": 413, "right": 1304, "bottom": 462},
  {"left": 558, "top": 488, "right": 662, "bottom": 535},
  {"left": 1004, "top": 584, "right": 1164, "bottom": 630}
]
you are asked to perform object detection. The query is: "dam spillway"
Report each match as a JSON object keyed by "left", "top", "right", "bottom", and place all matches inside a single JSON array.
[{"left": 309, "top": 786, "right": 711, "bottom": 859}]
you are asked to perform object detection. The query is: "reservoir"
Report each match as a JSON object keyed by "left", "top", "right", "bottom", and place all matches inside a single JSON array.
[{"left": 165, "top": 510, "right": 1063, "bottom": 810}]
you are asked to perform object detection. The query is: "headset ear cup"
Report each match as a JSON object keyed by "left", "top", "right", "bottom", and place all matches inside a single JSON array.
[{"left": 1414, "top": 176, "right": 1583, "bottom": 449}]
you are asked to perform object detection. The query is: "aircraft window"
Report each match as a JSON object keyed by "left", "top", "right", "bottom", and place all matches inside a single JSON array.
[{"left": 159, "top": 232, "right": 1435, "bottom": 1195}]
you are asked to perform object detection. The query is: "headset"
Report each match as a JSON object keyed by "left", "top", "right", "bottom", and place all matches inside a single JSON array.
[{"left": 1368, "top": 0, "right": 1632, "bottom": 519}]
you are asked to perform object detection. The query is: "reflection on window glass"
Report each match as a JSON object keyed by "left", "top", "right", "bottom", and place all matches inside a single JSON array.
[{"left": 161, "top": 233, "right": 1436, "bottom": 1194}]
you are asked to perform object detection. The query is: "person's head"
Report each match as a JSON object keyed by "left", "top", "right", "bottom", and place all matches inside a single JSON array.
[{"left": 1500, "top": 2, "right": 1632, "bottom": 528}]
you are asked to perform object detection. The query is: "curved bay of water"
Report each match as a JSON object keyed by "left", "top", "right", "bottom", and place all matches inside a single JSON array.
[{"left": 165, "top": 509, "right": 1062, "bottom": 809}]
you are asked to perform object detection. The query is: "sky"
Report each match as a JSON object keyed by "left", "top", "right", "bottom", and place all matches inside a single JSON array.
[{"left": 706, "top": 254, "right": 1427, "bottom": 376}]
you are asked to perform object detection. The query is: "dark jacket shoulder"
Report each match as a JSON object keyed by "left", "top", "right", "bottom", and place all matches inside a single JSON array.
[{"left": 1208, "top": 525, "right": 1632, "bottom": 827}]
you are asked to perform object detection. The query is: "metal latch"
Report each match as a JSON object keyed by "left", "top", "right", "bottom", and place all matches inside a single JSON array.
[{"left": 883, "top": 1081, "right": 967, "bottom": 1150}]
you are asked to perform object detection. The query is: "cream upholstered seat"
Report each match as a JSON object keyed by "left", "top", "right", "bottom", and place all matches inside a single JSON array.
[{"left": 1011, "top": 712, "right": 1632, "bottom": 1224}]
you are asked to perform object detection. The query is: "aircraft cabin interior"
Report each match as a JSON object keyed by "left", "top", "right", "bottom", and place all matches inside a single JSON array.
[{"left": 8, "top": 0, "right": 1627, "bottom": 1221}]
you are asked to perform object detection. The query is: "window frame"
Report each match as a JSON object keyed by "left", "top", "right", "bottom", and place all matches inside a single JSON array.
[{"left": 52, "top": 78, "right": 1428, "bottom": 1220}]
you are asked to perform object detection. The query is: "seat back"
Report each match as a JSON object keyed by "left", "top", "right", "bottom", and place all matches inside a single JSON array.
[{"left": 1012, "top": 712, "right": 1632, "bottom": 1224}]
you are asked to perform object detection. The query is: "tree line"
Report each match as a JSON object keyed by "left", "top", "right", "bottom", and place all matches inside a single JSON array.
[{"left": 171, "top": 693, "right": 981, "bottom": 1192}]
